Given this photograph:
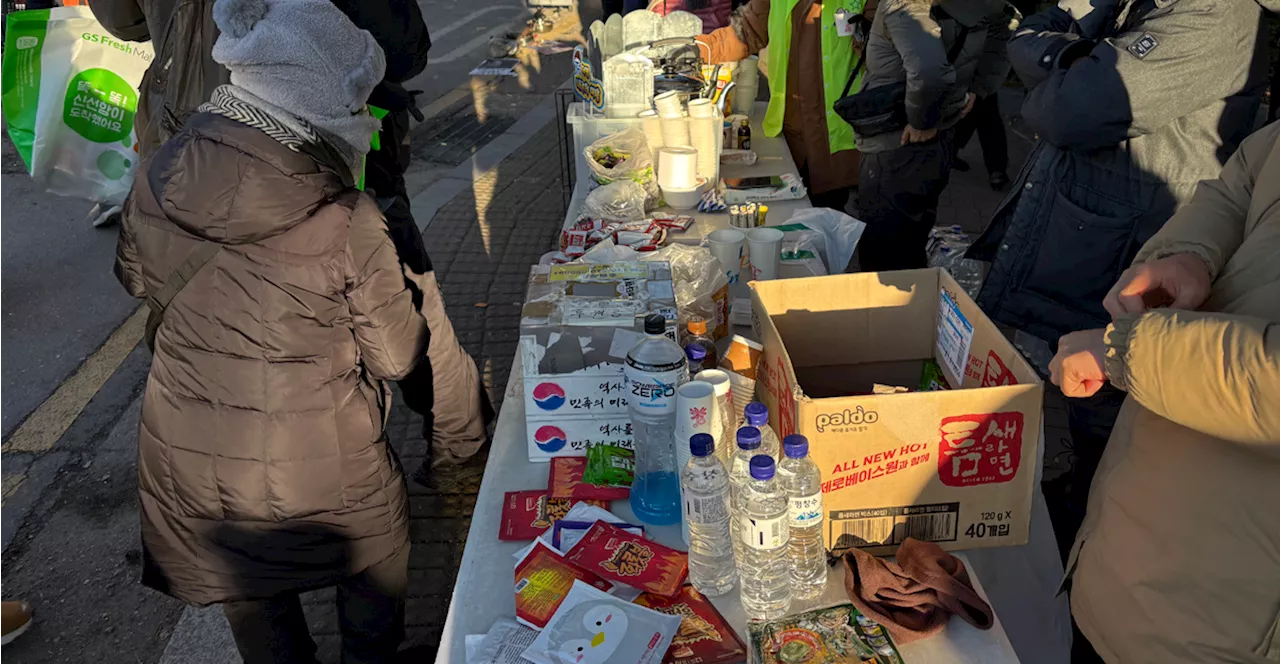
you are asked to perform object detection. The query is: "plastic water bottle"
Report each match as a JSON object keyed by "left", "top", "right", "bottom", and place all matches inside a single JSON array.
[
  {"left": 742, "top": 402, "right": 781, "bottom": 459},
  {"left": 738, "top": 455, "right": 792, "bottom": 620},
  {"left": 681, "top": 433, "right": 737, "bottom": 597},
  {"left": 777, "top": 434, "right": 826, "bottom": 600},
  {"left": 626, "top": 313, "right": 688, "bottom": 525},
  {"left": 729, "top": 426, "right": 762, "bottom": 560}
]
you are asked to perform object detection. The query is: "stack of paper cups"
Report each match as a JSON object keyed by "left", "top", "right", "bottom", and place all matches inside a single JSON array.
[
  {"left": 660, "top": 114, "right": 691, "bottom": 148},
  {"left": 638, "top": 109, "right": 664, "bottom": 154},
  {"left": 656, "top": 147, "right": 699, "bottom": 189},
  {"left": 675, "top": 380, "right": 718, "bottom": 546},
  {"left": 689, "top": 116, "right": 719, "bottom": 182},
  {"left": 733, "top": 56, "right": 759, "bottom": 115},
  {"left": 694, "top": 369, "right": 735, "bottom": 469},
  {"left": 654, "top": 91, "right": 684, "bottom": 117}
]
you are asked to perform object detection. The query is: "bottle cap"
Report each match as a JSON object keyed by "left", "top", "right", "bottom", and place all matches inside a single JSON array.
[
  {"left": 744, "top": 402, "right": 768, "bottom": 426},
  {"left": 690, "top": 433, "right": 715, "bottom": 457},
  {"left": 749, "top": 455, "right": 775, "bottom": 480},
  {"left": 736, "top": 426, "right": 761, "bottom": 449},
  {"left": 685, "top": 344, "right": 707, "bottom": 362},
  {"left": 643, "top": 313, "right": 666, "bottom": 335},
  {"left": 783, "top": 434, "right": 809, "bottom": 458},
  {"left": 687, "top": 317, "right": 707, "bottom": 335}
]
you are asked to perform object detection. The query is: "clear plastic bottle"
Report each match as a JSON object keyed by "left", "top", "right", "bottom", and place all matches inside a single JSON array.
[
  {"left": 777, "top": 434, "right": 826, "bottom": 600},
  {"left": 625, "top": 313, "right": 688, "bottom": 525},
  {"left": 684, "top": 343, "right": 707, "bottom": 376},
  {"left": 681, "top": 433, "right": 737, "bottom": 596},
  {"left": 729, "top": 426, "right": 762, "bottom": 560},
  {"left": 738, "top": 455, "right": 792, "bottom": 620},
  {"left": 683, "top": 316, "right": 718, "bottom": 367},
  {"left": 742, "top": 402, "right": 781, "bottom": 460}
]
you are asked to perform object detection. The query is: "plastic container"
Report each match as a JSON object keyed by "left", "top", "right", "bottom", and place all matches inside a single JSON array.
[
  {"left": 683, "top": 317, "right": 718, "bottom": 367},
  {"left": 777, "top": 434, "right": 826, "bottom": 600},
  {"left": 625, "top": 314, "right": 688, "bottom": 525},
  {"left": 738, "top": 455, "right": 793, "bottom": 620},
  {"left": 682, "top": 433, "right": 738, "bottom": 596},
  {"left": 684, "top": 343, "right": 707, "bottom": 375},
  {"left": 729, "top": 426, "right": 762, "bottom": 561},
  {"left": 742, "top": 402, "right": 781, "bottom": 460},
  {"left": 661, "top": 182, "right": 703, "bottom": 210}
]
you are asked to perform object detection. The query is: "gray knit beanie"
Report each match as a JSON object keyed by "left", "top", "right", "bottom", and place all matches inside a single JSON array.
[{"left": 211, "top": 0, "right": 386, "bottom": 157}]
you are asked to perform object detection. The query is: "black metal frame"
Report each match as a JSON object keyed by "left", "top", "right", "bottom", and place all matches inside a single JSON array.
[{"left": 554, "top": 87, "right": 577, "bottom": 214}]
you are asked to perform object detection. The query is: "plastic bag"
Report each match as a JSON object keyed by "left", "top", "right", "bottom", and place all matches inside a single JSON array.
[
  {"left": 582, "top": 180, "right": 648, "bottom": 222},
  {"left": 578, "top": 241, "right": 731, "bottom": 339},
  {"left": 2, "top": 7, "right": 153, "bottom": 206},
  {"left": 584, "top": 127, "right": 659, "bottom": 205},
  {"left": 783, "top": 207, "right": 867, "bottom": 274},
  {"left": 927, "top": 225, "right": 984, "bottom": 299}
]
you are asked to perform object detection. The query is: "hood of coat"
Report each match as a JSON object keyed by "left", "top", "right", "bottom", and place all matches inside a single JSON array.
[{"left": 144, "top": 112, "right": 348, "bottom": 245}]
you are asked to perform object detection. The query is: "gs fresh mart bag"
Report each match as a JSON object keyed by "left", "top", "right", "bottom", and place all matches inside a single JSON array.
[{"left": 2, "top": 7, "right": 153, "bottom": 206}]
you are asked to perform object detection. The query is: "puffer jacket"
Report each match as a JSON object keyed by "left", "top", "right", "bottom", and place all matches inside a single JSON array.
[
  {"left": 856, "top": 0, "right": 1014, "bottom": 153},
  {"left": 647, "top": 0, "right": 733, "bottom": 32},
  {"left": 1068, "top": 121, "right": 1280, "bottom": 663},
  {"left": 968, "top": 0, "right": 1274, "bottom": 342},
  {"left": 115, "top": 111, "right": 427, "bottom": 605}
]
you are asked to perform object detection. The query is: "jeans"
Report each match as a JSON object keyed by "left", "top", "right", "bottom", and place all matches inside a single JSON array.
[
  {"left": 222, "top": 547, "right": 409, "bottom": 664},
  {"left": 855, "top": 129, "right": 955, "bottom": 272}
]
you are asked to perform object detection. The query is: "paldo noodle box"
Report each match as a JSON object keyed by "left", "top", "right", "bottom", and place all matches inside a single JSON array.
[
  {"left": 500, "top": 490, "right": 608, "bottom": 541},
  {"left": 515, "top": 541, "right": 613, "bottom": 629},
  {"left": 565, "top": 521, "right": 688, "bottom": 597}
]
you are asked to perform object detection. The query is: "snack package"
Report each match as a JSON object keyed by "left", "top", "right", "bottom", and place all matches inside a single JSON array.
[
  {"left": 500, "top": 491, "right": 609, "bottom": 541},
  {"left": 521, "top": 581, "right": 681, "bottom": 664},
  {"left": 553, "top": 520, "right": 643, "bottom": 552},
  {"left": 634, "top": 585, "right": 748, "bottom": 664},
  {"left": 747, "top": 605, "right": 904, "bottom": 664},
  {"left": 565, "top": 522, "right": 688, "bottom": 597},
  {"left": 918, "top": 358, "right": 950, "bottom": 391},
  {"left": 513, "top": 502, "right": 638, "bottom": 564},
  {"left": 515, "top": 542, "right": 614, "bottom": 629},
  {"left": 584, "top": 444, "right": 635, "bottom": 487},
  {"left": 719, "top": 335, "right": 763, "bottom": 380},
  {"left": 548, "top": 457, "right": 631, "bottom": 501}
]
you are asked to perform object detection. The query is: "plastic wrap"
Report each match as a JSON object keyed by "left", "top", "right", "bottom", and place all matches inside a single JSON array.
[
  {"left": 927, "top": 225, "right": 985, "bottom": 299},
  {"left": 581, "top": 180, "right": 648, "bottom": 222},
  {"left": 783, "top": 207, "right": 867, "bottom": 274},
  {"left": 583, "top": 128, "right": 659, "bottom": 205},
  {"left": 578, "top": 242, "right": 731, "bottom": 339}
]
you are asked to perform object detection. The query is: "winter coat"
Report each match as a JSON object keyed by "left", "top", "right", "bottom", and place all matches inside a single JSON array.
[
  {"left": 855, "top": 0, "right": 1014, "bottom": 153},
  {"left": 968, "top": 0, "right": 1273, "bottom": 342},
  {"left": 1068, "top": 121, "right": 1280, "bottom": 664},
  {"left": 647, "top": 0, "right": 733, "bottom": 32},
  {"left": 115, "top": 111, "right": 427, "bottom": 605},
  {"left": 88, "top": 0, "right": 430, "bottom": 159}
]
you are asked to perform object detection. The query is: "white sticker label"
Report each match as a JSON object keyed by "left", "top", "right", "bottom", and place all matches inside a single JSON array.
[
  {"left": 936, "top": 289, "right": 974, "bottom": 386},
  {"left": 685, "top": 493, "right": 730, "bottom": 525},
  {"left": 788, "top": 493, "right": 823, "bottom": 526},
  {"left": 742, "top": 514, "right": 789, "bottom": 550}
]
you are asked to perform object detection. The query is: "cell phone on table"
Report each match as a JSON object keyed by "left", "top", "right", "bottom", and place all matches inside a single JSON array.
[{"left": 723, "top": 175, "right": 784, "bottom": 190}]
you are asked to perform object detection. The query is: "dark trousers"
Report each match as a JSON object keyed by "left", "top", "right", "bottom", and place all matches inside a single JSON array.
[
  {"left": 1044, "top": 383, "right": 1127, "bottom": 561},
  {"left": 222, "top": 547, "right": 409, "bottom": 664},
  {"left": 855, "top": 130, "right": 954, "bottom": 272},
  {"left": 952, "top": 93, "right": 1008, "bottom": 175},
  {"left": 797, "top": 163, "right": 853, "bottom": 214}
]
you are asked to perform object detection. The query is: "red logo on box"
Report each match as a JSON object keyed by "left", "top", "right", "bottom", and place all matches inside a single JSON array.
[
  {"left": 982, "top": 351, "right": 1018, "bottom": 387},
  {"left": 937, "top": 412, "right": 1023, "bottom": 486}
]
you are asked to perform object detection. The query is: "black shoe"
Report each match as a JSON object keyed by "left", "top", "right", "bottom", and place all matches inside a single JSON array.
[
  {"left": 952, "top": 157, "right": 971, "bottom": 172},
  {"left": 989, "top": 171, "right": 1010, "bottom": 191}
]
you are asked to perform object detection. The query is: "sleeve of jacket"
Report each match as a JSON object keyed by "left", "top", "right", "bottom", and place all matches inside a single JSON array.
[
  {"left": 1104, "top": 309, "right": 1280, "bottom": 444},
  {"left": 967, "top": 6, "right": 1016, "bottom": 99},
  {"left": 88, "top": 0, "right": 151, "bottom": 42},
  {"left": 696, "top": 0, "right": 770, "bottom": 64},
  {"left": 1131, "top": 122, "right": 1276, "bottom": 279},
  {"left": 885, "top": 0, "right": 956, "bottom": 130},
  {"left": 114, "top": 198, "right": 147, "bottom": 299},
  {"left": 344, "top": 199, "right": 428, "bottom": 381},
  {"left": 331, "top": 0, "right": 431, "bottom": 83},
  {"left": 1015, "top": 0, "right": 1245, "bottom": 151}
]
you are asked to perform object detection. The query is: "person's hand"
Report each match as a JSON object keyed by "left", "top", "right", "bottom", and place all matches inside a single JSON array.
[
  {"left": 1050, "top": 329, "right": 1108, "bottom": 398},
  {"left": 961, "top": 92, "right": 977, "bottom": 118},
  {"left": 1103, "top": 252, "right": 1212, "bottom": 319},
  {"left": 901, "top": 125, "right": 938, "bottom": 145}
]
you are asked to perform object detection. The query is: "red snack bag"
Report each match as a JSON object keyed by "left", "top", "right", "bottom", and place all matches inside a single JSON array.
[
  {"left": 564, "top": 521, "right": 688, "bottom": 597},
  {"left": 500, "top": 490, "right": 608, "bottom": 541},
  {"left": 515, "top": 541, "right": 613, "bottom": 629},
  {"left": 634, "top": 585, "right": 749, "bottom": 664},
  {"left": 547, "top": 457, "right": 631, "bottom": 501},
  {"left": 561, "top": 229, "right": 589, "bottom": 250}
]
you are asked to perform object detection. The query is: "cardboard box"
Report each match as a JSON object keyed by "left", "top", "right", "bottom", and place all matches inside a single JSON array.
[
  {"left": 520, "top": 261, "right": 678, "bottom": 461},
  {"left": 749, "top": 269, "right": 1043, "bottom": 554}
]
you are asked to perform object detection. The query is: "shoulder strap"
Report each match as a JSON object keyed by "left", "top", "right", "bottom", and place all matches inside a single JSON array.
[
  {"left": 145, "top": 243, "right": 221, "bottom": 352},
  {"left": 934, "top": 7, "right": 974, "bottom": 64},
  {"left": 839, "top": 48, "right": 869, "bottom": 100}
]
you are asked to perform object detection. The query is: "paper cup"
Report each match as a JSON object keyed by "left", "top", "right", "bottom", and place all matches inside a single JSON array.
[
  {"left": 660, "top": 115, "right": 691, "bottom": 148},
  {"left": 687, "top": 98, "right": 714, "bottom": 118},
  {"left": 707, "top": 229, "right": 745, "bottom": 285},
  {"left": 638, "top": 109, "right": 665, "bottom": 153},
  {"left": 656, "top": 146, "right": 699, "bottom": 190},
  {"left": 676, "top": 380, "right": 718, "bottom": 545},
  {"left": 746, "top": 227, "right": 784, "bottom": 281},
  {"left": 690, "top": 117, "right": 719, "bottom": 182},
  {"left": 655, "top": 91, "right": 685, "bottom": 118},
  {"left": 694, "top": 369, "right": 735, "bottom": 467}
]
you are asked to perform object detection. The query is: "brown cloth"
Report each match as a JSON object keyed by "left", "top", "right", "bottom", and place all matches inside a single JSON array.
[{"left": 842, "top": 538, "right": 994, "bottom": 644}]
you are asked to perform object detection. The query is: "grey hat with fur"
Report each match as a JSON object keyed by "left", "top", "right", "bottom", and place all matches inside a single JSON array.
[{"left": 211, "top": 0, "right": 386, "bottom": 155}]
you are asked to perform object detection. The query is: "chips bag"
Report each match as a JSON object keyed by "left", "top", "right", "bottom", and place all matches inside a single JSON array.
[
  {"left": 548, "top": 457, "right": 630, "bottom": 501},
  {"left": 565, "top": 522, "right": 688, "bottom": 597},
  {"left": 500, "top": 491, "right": 608, "bottom": 541},
  {"left": 584, "top": 444, "right": 635, "bottom": 487},
  {"left": 634, "top": 585, "right": 748, "bottom": 664}
]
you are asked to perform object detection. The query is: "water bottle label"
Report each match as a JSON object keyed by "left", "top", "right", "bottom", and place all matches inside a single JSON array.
[
  {"left": 789, "top": 493, "right": 823, "bottom": 526},
  {"left": 742, "top": 514, "right": 789, "bottom": 550},
  {"left": 624, "top": 361, "right": 687, "bottom": 415},
  {"left": 685, "top": 494, "right": 729, "bottom": 524}
]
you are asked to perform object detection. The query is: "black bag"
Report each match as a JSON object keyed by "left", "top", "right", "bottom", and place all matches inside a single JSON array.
[{"left": 834, "top": 13, "right": 973, "bottom": 138}]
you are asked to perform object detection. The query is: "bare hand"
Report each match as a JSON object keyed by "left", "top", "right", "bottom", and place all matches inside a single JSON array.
[
  {"left": 961, "top": 93, "right": 976, "bottom": 118},
  {"left": 1049, "top": 329, "right": 1108, "bottom": 398},
  {"left": 1103, "top": 253, "right": 1212, "bottom": 319},
  {"left": 901, "top": 125, "right": 938, "bottom": 145}
]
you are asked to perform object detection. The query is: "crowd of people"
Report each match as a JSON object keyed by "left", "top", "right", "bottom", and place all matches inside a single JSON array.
[{"left": 1, "top": 0, "right": 1276, "bottom": 661}]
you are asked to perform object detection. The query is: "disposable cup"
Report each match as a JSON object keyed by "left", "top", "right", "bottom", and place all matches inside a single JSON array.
[
  {"left": 746, "top": 227, "right": 784, "bottom": 281},
  {"left": 687, "top": 98, "right": 714, "bottom": 118},
  {"left": 638, "top": 109, "right": 664, "bottom": 153},
  {"left": 660, "top": 115, "right": 690, "bottom": 148},
  {"left": 694, "top": 369, "right": 735, "bottom": 468},
  {"left": 707, "top": 229, "right": 745, "bottom": 285},
  {"left": 654, "top": 91, "right": 684, "bottom": 117}
]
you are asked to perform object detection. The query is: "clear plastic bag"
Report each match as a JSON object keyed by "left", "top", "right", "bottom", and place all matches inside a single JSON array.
[
  {"left": 784, "top": 207, "right": 867, "bottom": 274},
  {"left": 927, "top": 225, "right": 985, "bottom": 299},
  {"left": 582, "top": 180, "right": 648, "bottom": 222},
  {"left": 584, "top": 128, "right": 659, "bottom": 206},
  {"left": 578, "top": 241, "right": 731, "bottom": 339}
]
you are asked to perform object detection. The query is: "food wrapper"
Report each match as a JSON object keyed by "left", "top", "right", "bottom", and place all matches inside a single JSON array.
[
  {"left": 500, "top": 490, "right": 609, "bottom": 541},
  {"left": 560, "top": 229, "right": 590, "bottom": 251},
  {"left": 521, "top": 581, "right": 681, "bottom": 664},
  {"left": 565, "top": 522, "right": 688, "bottom": 597},
  {"left": 515, "top": 541, "right": 613, "bottom": 629},
  {"left": 747, "top": 605, "right": 904, "bottom": 664},
  {"left": 634, "top": 585, "right": 748, "bottom": 664},
  {"left": 548, "top": 457, "right": 630, "bottom": 501},
  {"left": 552, "top": 520, "right": 643, "bottom": 552},
  {"left": 584, "top": 444, "right": 634, "bottom": 487},
  {"left": 918, "top": 358, "right": 950, "bottom": 391},
  {"left": 720, "top": 335, "right": 763, "bottom": 380},
  {"left": 651, "top": 214, "right": 695, "bottom": 231}
]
